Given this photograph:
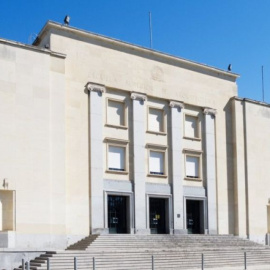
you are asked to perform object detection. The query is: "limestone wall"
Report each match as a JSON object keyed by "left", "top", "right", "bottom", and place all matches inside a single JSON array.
[
  {"left": 45, "top": 25, "right": 238, "bottom": 236},
  {"left": 233, "top": 98, "right": 270, "bottom": 244},
  {"left": 0, "top": 40, "right": 67, "bottom": 248}
]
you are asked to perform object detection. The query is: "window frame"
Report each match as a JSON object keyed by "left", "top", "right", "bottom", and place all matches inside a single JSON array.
[
  {"left": 183, "top": 113, "right": 201, "bottom": 140},
  {"left": 147, "top": 144, "right": 167, "bottom": 178},
  {"left": 106, "top": 98, "right": 128, "bottom": 129},
  {"left": 147, "top": 106, "right": 166, "bottom": 135},
  {"left": 184, "top": 149, "right": 203, "bottom": 181},
  {"left": 106, "top": 138, "right": 129, "bottom": 174}
]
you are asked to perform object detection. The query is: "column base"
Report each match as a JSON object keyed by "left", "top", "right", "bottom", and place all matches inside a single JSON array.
[
  {"left": 173, "top": 229, "right": 188, "bottom": 235},
  {"left": 205, "top": 229, "right": 218, "bottom": 235},
  {"left": 135, "top": 229, "right": 151, "bottom": 235},
  {"left": 91, "top": 228, "right": 109, "bottom": 235}
]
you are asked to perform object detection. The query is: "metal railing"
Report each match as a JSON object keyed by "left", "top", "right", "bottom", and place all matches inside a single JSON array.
[{"left": 20, "top": 251, "right": 256, "bottom": 270}]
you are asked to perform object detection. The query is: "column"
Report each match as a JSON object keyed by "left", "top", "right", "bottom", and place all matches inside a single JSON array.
[
  {"left": 87, "top": 82, "right": 107, "bottom": 234},
  {"left": 131, "top": 92, "right": 149, "bottom": 234},
  {"left": 204, "top": 108, "right": 217, "bottom": 234},
  {"left": 232, "top": 99, "right": 247, "bottom": 238},
  {"left": 169, "top": 101, "right": 187, "bottom": 234}
]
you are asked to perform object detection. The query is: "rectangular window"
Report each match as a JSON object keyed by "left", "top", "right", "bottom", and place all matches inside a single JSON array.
[
  {"left": 108, "top": 145, "right": 125, "bottom": 171},
  {"left": 107, "top": 99, "right": 125, "bottom": 127},
  {"left": 185, "top": 114, "right": 199, "bottom": 139},
  {"left": 186, "top": 155, "right": 200, "bottom": 179},
  {"left": 148, "top": 107, "right": 164, "bottom": 133},
  {"left": 149, "top": 150, "right": 164, "bottom": 175}
]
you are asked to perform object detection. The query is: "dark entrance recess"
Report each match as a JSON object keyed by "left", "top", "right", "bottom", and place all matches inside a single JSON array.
[
  {"left": 108, "top": 195, "right": 128, "bottom": 234},
  {"left": 186, "top": 200, "right": 204, "bottom": 234},
  {"left": 149, "top": 198, "right": 167, "bottom": 234}
]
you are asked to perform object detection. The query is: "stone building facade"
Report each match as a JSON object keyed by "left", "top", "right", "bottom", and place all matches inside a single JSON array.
[{"left": 0, "top": 21, "right": 269, "bottom": 249}]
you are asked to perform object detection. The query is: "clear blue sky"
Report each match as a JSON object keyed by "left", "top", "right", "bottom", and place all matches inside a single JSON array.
[{"left": 1, "top": 0, "right": 269, "bottom": 102}]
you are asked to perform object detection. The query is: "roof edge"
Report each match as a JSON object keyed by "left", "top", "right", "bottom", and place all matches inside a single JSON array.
[
  {"left": 0, "top": 37, "right": 66, "bottom": 58},
  {"left": 34, "top": 21, "right": 239, "bottom": 80},
  {"left": 232, "top": 96, "right": 270, "bottom": 107}
]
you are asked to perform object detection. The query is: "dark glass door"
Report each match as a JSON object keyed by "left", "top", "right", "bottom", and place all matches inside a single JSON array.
[
  {"left": 108, "top": 195, "right": 127, "bottom": 234},
  {"left": 150, "top": 198, "right": 166, "bottom": 234},
  {"left": 186, "top": 200, "right": 201, "bottom": 234}
]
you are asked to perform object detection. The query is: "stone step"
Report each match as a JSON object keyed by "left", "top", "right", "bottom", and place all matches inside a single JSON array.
[{"left": 15, "top": 234, "right": 270, "bottom": 270}]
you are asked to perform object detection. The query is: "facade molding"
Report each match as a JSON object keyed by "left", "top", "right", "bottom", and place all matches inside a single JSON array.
[
  {"left": 86, "top": 82, "right": 106, "bottom": 93},
  {"left": 203, "top": 108, "right": 217, "bottom": 116},
  {"left": 131, "top": 92, "right": 147, "bottom": 101},
  {"left": 169, "top": 101, "right": 185, "bottom": 109}
]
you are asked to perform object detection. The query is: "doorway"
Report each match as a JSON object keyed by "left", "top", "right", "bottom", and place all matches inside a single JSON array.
[
  {"left": 108, "top": 195, "right": 128, "bottom": 234},
  {"left": 186, "top": 200, "right": 204, "bottom": 234},
  {"left": 149, "top": 198, "right": 167, "bottom": 234}
]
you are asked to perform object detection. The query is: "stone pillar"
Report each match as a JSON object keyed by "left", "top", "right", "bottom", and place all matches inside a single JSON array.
[
  {"left": 267, "top": 199, "right": 270, "bottom": 245},
  {"left": 203, "top": 108, "right": 218, "bottom": 234},
  {"left": 87, "top": 82, "right": 107, "bottom": 234},
  {"left": 131, "top": 92, "right": 149, "bottom": 234},
  {"left": 169, "top": 101, "right": 187, "bottom": 234}
]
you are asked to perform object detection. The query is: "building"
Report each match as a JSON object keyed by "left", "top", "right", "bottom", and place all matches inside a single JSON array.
[{"left": 0, "top": 21, "right": 269, "bottom": 250}]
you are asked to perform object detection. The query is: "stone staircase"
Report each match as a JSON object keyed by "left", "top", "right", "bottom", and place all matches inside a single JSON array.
[{"left": 14, "top": 234, "right": 270, "bottom": 270}]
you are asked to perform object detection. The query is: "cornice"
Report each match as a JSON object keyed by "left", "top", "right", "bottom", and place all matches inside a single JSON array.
[{"left": 34, "top": 21, "right": 239, "bottom": 81}]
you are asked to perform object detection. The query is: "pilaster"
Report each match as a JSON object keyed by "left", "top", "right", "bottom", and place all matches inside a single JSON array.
[
  {"left": 87, "top": 82, "right": 108, "bottom": 234},
  {"left": 131, "top": 92, "right": 149, "bottom": 234},
  {"left": 203, "top": 107, "right": 218, "bottom": 234},
  {"left": 169, "top": 101, "right": 187, "bottom": 234}
]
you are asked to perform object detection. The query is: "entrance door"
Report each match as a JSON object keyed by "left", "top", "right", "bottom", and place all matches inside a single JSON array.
[
  {"left": 108, "top": 195, "right": 127, "bottom": 234},
  {"left": 150, "top": 198, "right": 166, "bottom": 234},
  {"left": 186, "top": 200, "right": 203, "bottom": 234}
]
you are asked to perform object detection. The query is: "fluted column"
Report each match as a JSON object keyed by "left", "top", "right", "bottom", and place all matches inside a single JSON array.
[
  {"left": 131, "top": 92, "right": 149, "bottom": 234},
  {"left": 169, "top": 101, "right": 187, "bottom": 234},
  {"left": 204, "top": 108, "right": 217, "bottom": 234},
  {"left": 87, "top": 82, "right": 107, "bottom": 234}
]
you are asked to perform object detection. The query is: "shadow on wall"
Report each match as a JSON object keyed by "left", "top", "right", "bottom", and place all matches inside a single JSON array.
[{"left": 223, "top": 101, "right": 235, "bottom": 234}]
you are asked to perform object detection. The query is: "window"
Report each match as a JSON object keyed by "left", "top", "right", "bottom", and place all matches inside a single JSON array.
[
  {"left": 106, "top": 138, "right": 129, "bottom": 174},
  {"left": 149, "top": 151, "right": 164, "bottom": 175},
  {"left": 147, "top": 144, "right": 167, "bottom": 177},
  {"left": 186, "top": 156, "right": 199, "bottom": 178},
  {"left": 184, "top": 114, "right": 200, "bottom": 139},
  {"left": 184, "top": 151, "right": 202, "bottom": 180},
  {"left": 108, "top": 146, "right": 125, "bottom": 171},
  {"left": 148, "top": 107, "right": 165, "bottom": 133},
  {"left": 107, "top": 99, "right": 126, "bottom": 127}
]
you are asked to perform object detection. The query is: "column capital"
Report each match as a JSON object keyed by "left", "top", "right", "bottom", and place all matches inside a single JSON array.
[
  {"left": 86, "top": 82, "right": 106, "bottom": 93},
  {"left": 203, "top": 107, "right": 217, "bottom": 116},
  {"left": 169, "top": 101, "right": 184, "bottom": 109},
  {"left": 131, "top": 92, "right": 147, "bottom": 101}
]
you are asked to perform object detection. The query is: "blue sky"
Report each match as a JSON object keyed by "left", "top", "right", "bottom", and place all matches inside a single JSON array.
[{"left": 1, "top": 0, "right": 269, "bottom": 102}]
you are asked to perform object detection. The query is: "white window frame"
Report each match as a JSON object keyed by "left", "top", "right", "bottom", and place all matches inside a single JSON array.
[
  {"left": 106, "top": 138, "right": 129, "bottom": 174},
  {"left": 106, "top": 98, "right": 127, "bottom": 129},
  {"left": 147, "top": 106, "right": 166, "bottom": 134},
  {"left": 184, "top": 149, "right": 203, "bottom": 181},
  {"left": 184, "top": 113, "right": 201, "bottom": 140},
  {"left": 147, "top": 144, "right": 167, "bottom": 178}
]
